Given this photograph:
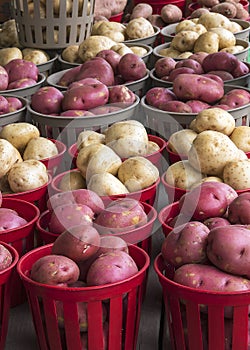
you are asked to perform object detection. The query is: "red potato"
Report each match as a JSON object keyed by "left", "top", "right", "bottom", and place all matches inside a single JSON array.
[
  {"left": 160, "top": 4, "right": 183, "bottom": 24},
  {"left": 0, "top": 96, "right": 9, "bottom": 114},
  {"left": 88, "top": 105, "right": 122, "bottom": 115},
  {"left": 154, "top": 57, "right": 176, "bottom": 78},
  {"left": 189, "top": 52, "right": 209, "bottom": 65},
  {"left": 168, "top": 67, "right": 195, "bottom": 82},
  {"left": 31, "top": 86, "right": 64, "bottom": 114},
  {"left": 57, "top": 65, "right": 82, "bottom": 87},
  {"left": 201, "top": 52, "right": 239, "bottom": 73},
  {"left": 51, "top": 224, "right": 101, "bottom": 263},
  {"left": 47, "top": 189, "right": 105, "bottom": 215},
  {"left": 206, "top": 70, "right": 234, "bottom": 81},
  {"left": 148, "top": 14, "right": 166, "bottom": 27},
  {"left": 159, "top": 100, "right": 192, "bottom": 113},
  {"left": 175, "top": 59, "right": 204, "bottom": 74},
  {"left": 4, "top": 58, "right": 38, "bottom": 83},
  {"left": 68, "top": 77, "right": 104, "bottom": 90},
  {"left": 60, "top": 110, "right": 95, "bottom": 117},
  {"left": 30, "top": 254, "right": 80, "bottom": 286},
  {"left": 108, "top": 85, "right": 136, "bottom": 104},
  {"left": 203, "top": 217, "right": 231, "bottom": 230},
  {"left": 0, "top": 66, "right": 8, "bottom": 90},
  {"left": 96, "top": 49, "right": 121, "bottom": 75},
  {"left": 130, "top": 3, "right": 153, "bottom": 19},
  {"left": 77, "top": 235, "right": 128, "bottom": 281},
  {"left": 0, "top": 209, "right": 27, "bottom": 231},
  {"left": 7, "top": 78, "right": 37, "bottom": 90},
  {"left": 145, "top": 87, "right": 177, "bottom": 109},
  {"left": 231, "top": 60, "right": 249, "bottom": 78},
  {"left": 173, "top": 74, "right": 224, "bottom": 103},
  {"left": 61, "top": 83, "right": 109, "bottom": 111},
  {"left": 117, "top": 53, "right": 147, "bottom": 81},
  {"left": 76, "top": 57, "right": 115, "bottom": 86},
  {"left": 0, "top": 244, "right": 12, "bottom": 270},
  {"left": 86, "top": 250, "right": 138, "bottom": 286},
  {"left": 48, "top": 203, "right": 94, "bottom": 234},
  {"left": 219, "top": 88, "right": 250, "bottom": 108},
  {"left": 94, "top": 198, "right": 148, "bottom": 234},
  {"left": 179, "top": 181, "right": 238, "bottom": 221},
  {"left": 206, "top": 225, "right": 250, "bottom": 278},
  {"left": 174, "top": 263, "right": 250, "bottom": 292},
  {"left": 161, "top": 221, "right": 210, "bottom": 268},
  {"left": 56, "top": 301, "right": 107, "bottom": 332},
  {"left": 186, "top": 100, "right": 211, "bottom": 113},
  {"left": 227, "top": 192, "right": 250, "bottom": 224},
  {"left": 6, "top": 96, "right": 23, "bottom": 112}
]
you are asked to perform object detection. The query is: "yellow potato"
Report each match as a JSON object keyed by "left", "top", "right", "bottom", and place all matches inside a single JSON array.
[
  {"left": 0, "top": 47, "right": 22, "bottom": 66},
  {"left": 171, "top": 30, "right": 200, "bottom": 52},
  {"left": 168, "top": 129, "right": 198, "bottom": 156},
  {"left": 229, "top": 126, "right": 250, "bottom": 152},
  {"left": 208, "top": 28, "right": 236, "bottom": 50},
  {"left": 87, "top": 172, "right": 129, "bottom": 196},
  {"left": 193, "top": 31, "right": 220, "bottom": 53},
  {"left": 59, "top": 171, "right": 86, "bottom": 191},
  {"left": 125, "top": 17, "right": 155, "bottom": 39},
  {"left": 0, "top": 139, "right": 22, "bottom": 178}
]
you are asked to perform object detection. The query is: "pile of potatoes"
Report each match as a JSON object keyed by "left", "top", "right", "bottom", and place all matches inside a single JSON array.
[
  {"left": 190, "top": 0, "right": 249, "bottom": 20},
  {"left": 165, "top": 107, "right": 250, "bottom": 191},
  {"left": 0, "top": 122, "right": 60, "bottom": 194},
  {"left": 57, "top": 120, "right": 160, "bottom": 196},
  {"left": 0, "top": 46, "right": 50, "bottom": 67},
  {"left": 61, "top": 17, "right": 155, "bottom": 64},
  {"left": 158, "top": 13, "right": 248, "bottom": 59},
  {"left": 127, "top": 3, "right": 184, "bottom": 28}
]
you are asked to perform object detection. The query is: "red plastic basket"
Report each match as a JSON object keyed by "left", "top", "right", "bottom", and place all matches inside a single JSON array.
[
  {"left": 36, "top": 202, "right": 157, "bottom": 255},
  {"left": 161, "top": 172, "right": 187, "bottom": 203},
  {"left": 109, "top": 11, "right": 124, "bottom": 22},
  {"left": 133, "top": 0, "right": 186, "bottom": 13},
  {"left": 165, "top": 141, "right": 188, "bottom": 164},
  {"left": 17, "top": 243, "right": 150, "bottom": 350},
  {"left": 3, "top": 173, "right": 52, "bottom": 213},
  {"left": 68, "top": 134, "right": 166, "bottom": 170},
  {"left": 0, "top": 241, "right": 19, "bottom": 350},
  {"left": 39, "top": 139, "right": 67, "bottom": 176},
  {"left": 50, "top": 169, "right": 160, "bottom": 207},
  {"left": 0, "top": 198, "right": 40, "bottom": 306},
  {"left": 158, "top": 201, "right": 180, "bottom": 236},
  {"left": 154, "top": 253, "right": 250, "bottom": 350}
]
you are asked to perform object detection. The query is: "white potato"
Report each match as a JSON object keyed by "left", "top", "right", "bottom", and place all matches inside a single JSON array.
[
  {"left": 0, "top": 123, "right": 40, "bottom": 154},
  {"left": 191, "top": 108, "right": 235, "bottom": 136},
  {"left": 87, "top": 173, "right": 129, "bottom": 196},
  {"left": 76, "top": 143, "right": 104, "bottom": 178},
  {"left": 22, "top": 48, "right": 50, "bottom": 65},
  {"left": 104, "top": 120, "right": 148, "bottom": 158},
  {"left": 176, "top": 20, "right": 196, "bottom": 33},
  {"left": 59, "top": 171, "right": 86, "bottom": 191},
  {"left": 118, "top": 156, "right": 159, "bottom": 192},
  {"left": 61, "top": 45, "right": 82, "bottom": 63},
  {"left": 229, "top": 126, "right": 250, "bottom": 152},
  {"left": 190, "top": 176, "right": 223, "bottom": 189},
  {"left": 208, "top": 28, "right": 236, "bottom": 50},
  {"left": 0, "top": 139, "right": 22, "bottom": 178},
  {"left": 0, "top": 47, "right": 22, "bottom": 66},
  {"left": 198, "top": 12, "right": 231, "bottom": 30},
  {"left": 147, "top": 141, "right": 160, "bottom": 154},
  {"left": 171, "top": 30, "right": 199, "bottom": 52},
  {"left": 77, "top": 130, "right": 105, "bottom": 151},
  {"left": 129, "top": 46, "right": 148, "bottom": 57},
  {"left": 223, "top": 160, "right": 250, "bottom": 190},
  {"left": 168, "top": 129, "right": 198, "bottom": 156},
  {"left": 220, "top": 45, "right": 244, "bottom": 54},
  {"left": 23, "top": 137, "right": 58, "bottom": 160},
  {"left": 7, "top": 160, "right": 48, "bottom": 192},
  {"left": 78, "top": 35, "right": 116, "bottom": 62},
  {"left": 85, "top": 145, "right": 122, "bottom": 182},
  {"left": 188, "top": 130, "right": 247, "bottom": 176},
  {"left": 164, "top": 160, "right": 205, "bottom": 190},
  {"left": 125, "top": 17, "right": 155, "bottom": 39},
  {"left": 158, "top": 47, "right": 181, "bottom": 58},
  {"left": 110, "top": 43, "right": 133, "bottom": 55}
]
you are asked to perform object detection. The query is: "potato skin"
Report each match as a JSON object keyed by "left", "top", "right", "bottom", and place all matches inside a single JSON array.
[
  {"left": 173, "top": 74, "right": 224, "bottom": 104},
  {"left": 161, "top": 221, "right": 210, "bottom": 268},
  {"left": 228, "top": 192, "right": 250, "bottom": 224},
  {"left": 207, "top": 225, "right": 250, "bottom": 279},
  {"left": 174, "top": 263, "right": 250, "bottom": 292},
  {"left": 30, "top": 254, "right": 80, "bottom": 286},
  {"left": 0, "top": 244, "right": 12, "bottom": 271}
]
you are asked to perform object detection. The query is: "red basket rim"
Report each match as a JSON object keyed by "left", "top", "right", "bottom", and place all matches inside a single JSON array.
[
  {"left": 158, "top": 201, "right": 179, "bottom": 226},
  {"left": 165, "top": 141, "right": 188, "bottom": 160},
  {"left": 0, "top": 197, "right": 40, "bottom": 234},
  {"left": 36, "top": 201, "right": 158, "bottom": 242},
  {"left": 3, "top": 172, "right": 52, "bottom": 200},
  {"left": 17, "top": 243, "right": 150, "bottom": 292},
  {"left": 161, "top": 172, "right": 188, "bottom": 193},
  {"left": 154, "top": 253, "right": 250, "bottom": 297}
]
